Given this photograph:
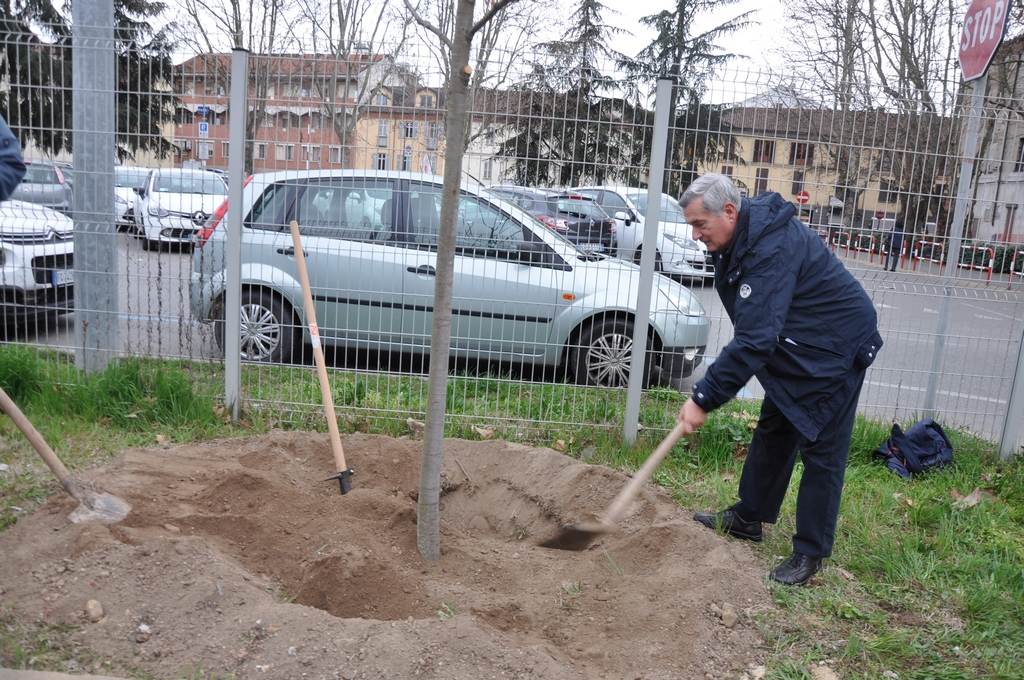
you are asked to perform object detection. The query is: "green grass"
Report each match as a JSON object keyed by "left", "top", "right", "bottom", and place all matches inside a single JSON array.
[{"left": 0, "top": 345, "right": 1021, "bottom": 679}]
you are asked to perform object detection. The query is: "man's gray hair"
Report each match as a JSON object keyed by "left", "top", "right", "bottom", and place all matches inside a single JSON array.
[{"left": 679, "top": 173, "right": 742, "bottom": 216}]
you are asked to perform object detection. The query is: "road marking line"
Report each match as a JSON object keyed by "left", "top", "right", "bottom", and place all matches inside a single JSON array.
[{"left": 865, "top": 380, "right": 1007, "bottom": 405}]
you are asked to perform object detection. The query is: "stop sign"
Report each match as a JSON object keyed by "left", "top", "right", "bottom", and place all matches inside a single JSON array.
[
  {"left": 795, "top": 191, "right": 810, "bottom": 204},
  {"left": 959, "top": 0, "right": 1012, "bottom": 81}
]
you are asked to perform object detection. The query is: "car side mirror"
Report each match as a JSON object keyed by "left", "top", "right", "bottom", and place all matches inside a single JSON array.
[
  {"left": 614, "top": 210, "right": 631, "bottom": 226},
  {"left": 134, "top": 186, "right": 146, "bottom": 197}
]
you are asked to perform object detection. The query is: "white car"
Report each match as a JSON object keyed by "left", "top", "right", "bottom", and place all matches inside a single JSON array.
[
  {"left": 114, "top": 165, "right": 152, "bottom": 229},
  {"left": 133, "top": 168, "right": 228, "bottom": 250},
  {"left": 0, "top": 200, "right": 74, "bottom": 328},
  {"left": 571, "top": 186, "right": 714, "bottom": 281}
]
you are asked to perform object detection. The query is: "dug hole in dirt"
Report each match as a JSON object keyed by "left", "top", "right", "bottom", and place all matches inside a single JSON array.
[{"left": 0, "top": 431, "right": 773, "bottom": 679}]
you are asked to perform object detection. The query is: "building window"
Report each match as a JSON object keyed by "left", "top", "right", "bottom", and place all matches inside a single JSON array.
[
  {"left": 721, "top": 165, "right": 733, "bottom": 178},
  {"left": 419, "top": 94, "right": 434, "bottom": 108},
  {"left": 791, "top": 171, "right": 805, "bottom": 195},
  {"left": 404, "top": 121, "right": 418, "bottom": 139},
  {"left": 330, "top": 146, "right": 342, "bottom": 163},
  {"left": 401, "top": 153, "right": 411, "bottom": 171},
  {"left": 377, "top": 120, "right": 388, "bottom": 147},
  {"left": 213, "top": 111, "right": 226, "bottom": 125},
  {"left": 303, "top": 145, "right": 321, "bottom": 163},
  {"left": 176, "top": 108, "right": 194, "bottom": 125},
  {"left": 373, "top": 153, "right": 389, "bottom": 170},
  {"left": 789, "top": 142, "right": 814, "bottom": 165},
  {"left": 1016, "top": 138, "right": 1024, "bottom": 172},
  {"left": 484, "top": 129, "right": 495, "bottom": 145},
  {"left": 753, "top": 139, "right": 775, "bottom": 164},
  {"left": 755, "top": 168, "right": 769, "bottom": 195},
  {"left": 215, "top": 85, "right": 226, "bottom": 96},
  {"left": 482, "top": 159, "right": 492, "bottom": 180},
  {"left": 374, "top": 93, "right": 388, "bottom": 106},
  {"left": 222, "top": 141, "right": 229, "bottom": 158},
  {"left": 276, "top": 144, "right": 294, "bottom": 161},
  {"left": 256, "top": 143, "right": 268, "bottom": 160},
  {"left": 878, "top": 178, "right": 897, "bottom": 204}
]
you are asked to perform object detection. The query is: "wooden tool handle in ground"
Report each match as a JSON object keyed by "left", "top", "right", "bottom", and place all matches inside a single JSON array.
[
  {"left": 289, "top": 221, "right": 352, "bottom": 493},
  {"left": 0, "top": 385, "right": 86, "bottom": 501},
  {"left": 601, "top": 421, "right": 688, "bottom": 526}
]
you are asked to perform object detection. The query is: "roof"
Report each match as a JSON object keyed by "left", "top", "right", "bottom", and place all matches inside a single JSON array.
[{"left": 174, "top": 53, "right": 383, "bottom": 78}]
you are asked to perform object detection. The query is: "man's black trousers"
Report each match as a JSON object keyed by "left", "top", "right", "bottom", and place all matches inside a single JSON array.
[{"left": 733, "top": 370, "right": 866, "bottom": 559}]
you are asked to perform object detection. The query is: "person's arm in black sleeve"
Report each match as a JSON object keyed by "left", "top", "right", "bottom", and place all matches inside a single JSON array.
[
  {"left": 691, "top": 248, "right": 798, "bottom": 413},
  {"left": 0, "top": 115, "right": 26, "bottom": 201}
]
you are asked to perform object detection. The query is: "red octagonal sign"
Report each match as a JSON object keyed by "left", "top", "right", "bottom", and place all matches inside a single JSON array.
[{"left": 959, "top": 0, "right": 1013, "bottom": 81}]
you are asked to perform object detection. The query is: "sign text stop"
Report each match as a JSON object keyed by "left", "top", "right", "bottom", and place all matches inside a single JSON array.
[{"left": 959, "top": 0, "right": 1012, "bottom": 81}]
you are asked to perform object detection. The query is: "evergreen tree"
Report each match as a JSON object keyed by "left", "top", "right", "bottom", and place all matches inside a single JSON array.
[
  {"left": 499, "top": 0, "right": 642, "bottom": 187},
  {"left": 0, "top": 0, "right": 177, "bottom": 160},
  {"left": 621, "top": 0, "right": 753, "bottom": 193}
]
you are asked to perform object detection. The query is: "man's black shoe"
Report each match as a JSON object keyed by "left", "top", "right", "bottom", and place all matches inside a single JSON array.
[
  {"left": 692, "top": 508, "right": 762, "bottom": 542},
  {"left": 769, "top": 552, "right": 822, "bottom": 586}
]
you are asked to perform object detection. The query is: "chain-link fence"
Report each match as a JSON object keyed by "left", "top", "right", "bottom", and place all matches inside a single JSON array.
[{"left": 2, "top": 17, "right": 1022, "bottom": 450}]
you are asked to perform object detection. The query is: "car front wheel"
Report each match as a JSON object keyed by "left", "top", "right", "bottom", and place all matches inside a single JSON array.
[
  {"left": 215, "top": 289, "right": 297, "bottom": 363},
  {"left": 572, "top": 317, "right": 655, "bottom": 388}
]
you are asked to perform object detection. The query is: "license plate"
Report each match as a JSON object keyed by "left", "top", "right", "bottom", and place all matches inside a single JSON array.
[
  {"left": 52, "top": 269, "right": 74, "bottom": 286},
  {"left": 578, "top": 242, "right": 604, "bottom": 252}
]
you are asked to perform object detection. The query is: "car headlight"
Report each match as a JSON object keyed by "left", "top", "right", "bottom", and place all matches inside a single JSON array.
[
  {"left": 659, "top": 286, "right": 706, "bottom": 316},
  {"left": 148, "top": 203, "right": 169, "bottom": 218},
  {"left": 115, "top": 195, "right": 128, "bottom": 206},
  {"left": 663, "top": 232, "right": 701, "bottom": 250}
]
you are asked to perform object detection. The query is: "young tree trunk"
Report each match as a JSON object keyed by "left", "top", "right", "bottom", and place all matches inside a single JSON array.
[{"left": 416, "top": 0, "right": 476, "bottom": 563}]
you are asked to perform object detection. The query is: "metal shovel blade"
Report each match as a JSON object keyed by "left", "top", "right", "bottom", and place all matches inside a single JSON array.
[
  {"left": 537, "top": 521, "right": 614, "bottom": 551},
  {"left": 67, "top": 492, "right": 133, "bottom": 525}
]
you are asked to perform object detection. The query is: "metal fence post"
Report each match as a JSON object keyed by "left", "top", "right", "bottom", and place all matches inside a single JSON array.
[
  {"left": 72, "top": 0, "right": 117, "bottom": 374},
  {"left": 999, "top": 318, "right": 1024, "bottom": 460},
  {"left": 624, "top": 77, "right": 673, "bottom": 445},
  {"left": 224, "top": 48, "right": 249, "bottom": 419},
  {"left": 924, "top": 74, "right": 986, "bottom": 416}
]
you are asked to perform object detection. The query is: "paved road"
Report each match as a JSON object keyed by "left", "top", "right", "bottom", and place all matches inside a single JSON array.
[{"left": 20, "top": 234, "right": 1024, "bottom": 444}]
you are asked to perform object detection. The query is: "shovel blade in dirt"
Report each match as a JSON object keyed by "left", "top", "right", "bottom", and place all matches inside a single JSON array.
[
  {"left": 67, "top": 491, "right": 133, "bottom": 525},
  {"left": 539, "top": 422, "right": 688, "bottom": 552},
  {"left": 0, "top": 386, "right": 132, "bottom": 525}
]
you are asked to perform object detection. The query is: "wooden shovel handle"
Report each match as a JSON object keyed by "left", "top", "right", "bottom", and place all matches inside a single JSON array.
[
  {"left": 289, "top": 221, "right": 348, "bottom": 474},
  {"left": 601, "top": 421, "right": 688, "bottom": 526},
  {"left": 0, "top": 385, "right": 86, "bottom": 501}
]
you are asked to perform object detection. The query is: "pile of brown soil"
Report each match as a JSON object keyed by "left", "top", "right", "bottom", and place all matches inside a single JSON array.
[{"left": 0, "top": 431, "right": 772, "bottom": 679}]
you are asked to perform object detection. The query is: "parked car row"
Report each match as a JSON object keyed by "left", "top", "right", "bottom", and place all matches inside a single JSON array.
[
  {"left": 190, "top": 170, "right": 710, "bottom": 389},
  {"left": 487, "top": 184, "right": 715, "bottom": 283}
]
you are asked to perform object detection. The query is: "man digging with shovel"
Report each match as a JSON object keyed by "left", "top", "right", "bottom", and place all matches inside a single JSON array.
[{"left": 677, "top": 174, "right": 883, "bottom": 586}]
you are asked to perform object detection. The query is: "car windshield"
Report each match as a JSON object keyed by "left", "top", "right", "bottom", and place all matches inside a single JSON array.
[
  {"left": 116, "top": 168, "right": 150, "bottom": 188},
  {"left": 154, "top": 173, "right": 227, "bottom": 196},
  {"left": 626, "top": 191, "right": 688, "bottom": 223}
]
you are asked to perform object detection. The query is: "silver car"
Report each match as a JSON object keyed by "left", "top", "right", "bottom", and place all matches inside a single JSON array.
[
  {"left": 15, "top": 160, "right": 74, "bottom": 215},
  {"left": 189, "top": 171, "right": 709, "bottom": 388}
]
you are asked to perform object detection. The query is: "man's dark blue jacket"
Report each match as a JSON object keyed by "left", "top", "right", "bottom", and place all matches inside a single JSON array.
[
  {"left": 0, "top": 114, "right": 26, "bottom": 201},
  {"left": 690, "top": 192, "right": 883, "bottom": 441}
]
